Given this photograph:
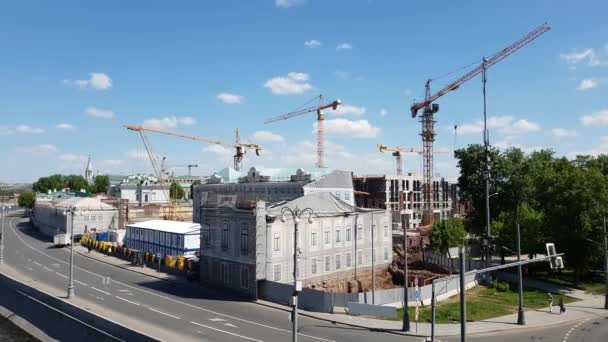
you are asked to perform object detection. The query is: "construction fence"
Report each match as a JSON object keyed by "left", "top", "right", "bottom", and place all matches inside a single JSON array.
[{"left": 80, "top": 235, "right": 198, "bottom": 276}]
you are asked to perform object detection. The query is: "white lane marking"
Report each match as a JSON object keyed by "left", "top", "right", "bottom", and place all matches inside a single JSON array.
[
  {"left": 224, "top": 323, "right": 237, "bottom": 328},
  {"left": 52, "top": 263, "right": 60, "bottom": 268},
  {"left": 148, "top": 307, "right": 181, "bottom": 320},
  {"left": 26, "top": 267, "right": 33, "bottom": 271},
  {"left": 118, "top": 289, "right": 131, "bottom": 292},
  {"left": 33, "top": 261, "right": 42, "bottom": 266},
  {"left": 8, "top": 219, "right": 335, "bottom": 342},
  {"left": 75, "top": 280, "right": 88, "bottom": 286},
  {"left": 563, "top": 318, "right": 592, "bottom": 342},
  {"left": 89, "top": 294, "right": 105, "bottom": 301},
  {"left": 190, "top": 321, "right": 263, "bottom": 342},
  {"left": 115, "top": 296, "right": 140, "bottom": 306},
  {"left": 43, "top": 266, "right": 53, "bottom": 272},
  {"left": 55, "top": 272, "right": 68, "bottom": 279},
  {"left": 91, "top": 287, "right": 111, "bottom": 296},
  {"left": 209, "top": 318, "right": 226, "bottom": 322}
]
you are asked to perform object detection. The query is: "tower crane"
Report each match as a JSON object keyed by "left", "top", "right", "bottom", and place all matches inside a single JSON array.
[
  {"left": 124, "top": 125, "right": 262, "bottom": 171},
  {"left": 162, "top": 164, "right": 199, "bottom": 176},
  {"left": 409, "top": 23, "right": 550, "bottom": 227},
  {"left": 264, "top": 95, "right": 341, "bottom": 168},
  {"left": 377, "top": 144, "right": 450, "bottom": 176}
]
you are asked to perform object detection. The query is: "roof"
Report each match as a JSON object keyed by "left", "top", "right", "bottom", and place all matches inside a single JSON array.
[
  {"left": 268, "top": 192, "right": 373, "bottom": 218},
  {"left": 54, "top": 197, "right": 116, "bottom": 210},
  {"left": 213, "top": 166, "right": 334, "bottom": 183},
  {"left": 304, "top": 170, "right": 352, "bottom": 189},
  {"left": 126, "top": 220, "right": 201, "bottom": 234}
]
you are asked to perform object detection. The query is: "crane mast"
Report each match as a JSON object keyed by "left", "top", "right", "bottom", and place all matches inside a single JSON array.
[{"left": 409, "top": 23, "right": 551, "bottom": 227}]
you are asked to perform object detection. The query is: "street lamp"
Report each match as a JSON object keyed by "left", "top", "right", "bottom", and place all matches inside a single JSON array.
[
  {"left": 501, "top": 220, "right": 526, "bottom": 324},
  {"left": 0, "top": 206, "right": 11, "bottom": 264},
  {"left": 584, "top": 216, "right": 608, "bottom": 310},
  {"left": 63, "top": 206, "right": 87, "bottom": 299},
  {"left": 280, "top": 206, "right": 314, "bottom": 342}
]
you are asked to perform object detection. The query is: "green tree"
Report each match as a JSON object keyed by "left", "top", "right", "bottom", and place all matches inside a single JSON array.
[
  {"left": 170, "top": 182, "right": 185, "bottom": 200},
  {"left": 91, "top": 175, "right": 109, "bottom": 194},
  {"left": 18, "top": 191, "right": 35, "bottom": 209},
  {"left": 190, "top": 179, "right": 201, "bottom": 200},
  {"left": 430, "top": 218, "right": 467, "bottom": 274}
]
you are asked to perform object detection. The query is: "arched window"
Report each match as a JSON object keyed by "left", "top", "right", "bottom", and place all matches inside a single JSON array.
[{"left": 144, "top": 194, "right": 149, "bottom": 202}]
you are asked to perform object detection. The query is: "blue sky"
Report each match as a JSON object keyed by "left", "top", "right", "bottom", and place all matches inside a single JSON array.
[{"left": 1, "top": 0, "right": 608, "bottom": 182}]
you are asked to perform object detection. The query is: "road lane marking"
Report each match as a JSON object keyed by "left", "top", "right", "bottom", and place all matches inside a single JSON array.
[
  {"left": 75, "top": 280, "right": 88, "bottom": 286},
  {"left": 190, "top": 321, "right": 263, "bottom": 342},
  {"left": 224, "top": 323, "right": 237, "bottom": 328},
  {"left": 148, "top": 307, "right": 181, "bottom": 320},
  {"left": 115, "top": 296, "right": 140, "bottom": 306},
  {"left": 55, "top": 272, "right": 68, "bottom": 279},
  {"left": 209, "top": 318, "right": 226, "bottom": 322},
  {"left": 43, "top": 266, "right": 53, "bottom": 272},
  {"left": 89, "top": 294, "right": 105, "bottom": 301},
  {"left": 91, "top": 287, "right": 111, "bottom": 296},
  {"left": 8, "top": 218, "right": 335, "bottom": 342},
  {"left": 26, "top": 267, "right": 33, "bottom": 271},
  {"left": 33, "top": 261, "right": 42, "bottom": 266},
  {"left": 52, "top": 263, "right": 60, "bottom": 267}
]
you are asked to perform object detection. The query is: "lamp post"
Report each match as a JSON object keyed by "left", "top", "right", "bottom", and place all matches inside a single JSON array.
[
  {"left": 280, "top": 206, "right": 314, "bottom": 342},
  {"left": 63, "top": 206, "right": 86, "bottom": 299},
  {"left": 588, "top": 217, "right": 608, "bottom": 310},
  {"left": 0, "top": 206, "right": 10, "bottom": 264}
]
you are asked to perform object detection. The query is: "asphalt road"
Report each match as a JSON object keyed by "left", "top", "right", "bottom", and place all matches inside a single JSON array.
[{"left": 1, "top": 215, "right": 418, "bottom": 342}]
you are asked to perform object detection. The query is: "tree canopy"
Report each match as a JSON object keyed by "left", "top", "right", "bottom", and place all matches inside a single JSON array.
[
  {"left": 17, "top": 191, "right": 35, "bottom": 209},
  {"left": 455, "top": 144, "right": 608, "bottom": 281},
  {"left": 170, "top": 182, "right": 185, "bottom": 200}
]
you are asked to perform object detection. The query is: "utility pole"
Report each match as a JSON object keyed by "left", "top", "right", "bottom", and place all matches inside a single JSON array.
[
  {"left": 0, "top": 206, "right": 8, "bottom": 264},
  {"left": 402, "top": 199, "right": 410, "bottom": 332},
  {"left": 64, "top": 207, "right": 77, "bottom": 299},
  {"left": 604, "top": 217, "right": 607, "bottom": 310},
  {"left": 371, "top": 210, "right": 375, "bottom": 304},
  {"left": 516, "top": 221, "right": 526, "bottom": 324},
  {"left": 482, "top": 58, "right": 492, "bottom": 267},
  {"left": 459, "top": 246, "right": 466, "bottom": 342}
]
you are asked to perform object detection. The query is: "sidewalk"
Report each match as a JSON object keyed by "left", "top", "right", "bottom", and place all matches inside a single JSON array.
[{"left": 77, "top": 246, "right": 608, "bottom": 338}]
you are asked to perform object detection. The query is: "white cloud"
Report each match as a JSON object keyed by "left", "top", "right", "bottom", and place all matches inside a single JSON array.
[
  {"left": 55, "top": 123, "right": 75, "bottom": 130},
  {"left": 264, "top": 72, "right": 313, "bottom": 95},
  {"left": 15, "top": 144, "right": 58, "bottom": 154},
  {"left": 316, "top": 118, "right": 380, "bottom": 138},
  {"left": 283, "top": 140, "right": 354, "bottom": 166},
  {"left": 126, "top": 149, "right": 150, "bottom": 160},
  {"left": 380, "top": 108, "right": 387, "bottom": 117},
  {"left": 578, "top": 79, "right": 598, "bottom": 90},
  {"left": 331, "top": 104, "right": 366, "bottom": 116},
  {"left": 143, "top": 116, "right": 196, "bottom": 129},
  {"left": 59, "top": 153, "right": 87, "bottom": 162},
  {"left": 15, "top": 125, "right": 44, "bottom": 134},
  {"left": 63, "top": 72, "right": 112, "bottom": 90},
  {"left": 252, "top": 130, "right": 285, "bottom": 143},
  {"left": 336, "top": 43, "right": 353, "bottom": 50},
  {"left": 203, "top": 144, "right": 233, "bottom": 156},
  {"left": 101, "top": 159, "right": 124, "bottom": 166},
  {"left": 581, "top": 109, "right": 608, "bottom": 126},
  {"left": 217, "top": 93, "right": 243, "bottom": 104},
  {"left": 86, "top": 106, "right": 115, "bottom": 119},
  {"left": 551, "top": 128, "right": 577, "bottom": 137},
  {"left": 274, "top": 0, "right": 302, "bottom": 8},
  {"left": 456, "top": 115, "right": 540, "bottom": 135},
  {"left": 560, "top": 49, "right": 600, "bottom": 67},
  {"left": 304, "top": 40, "right": 322, "bottom": 48}
]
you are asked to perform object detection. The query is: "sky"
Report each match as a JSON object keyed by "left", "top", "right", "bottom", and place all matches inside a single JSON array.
[{"left": 1, "top": 0, "right": 608, "bottom": 183}]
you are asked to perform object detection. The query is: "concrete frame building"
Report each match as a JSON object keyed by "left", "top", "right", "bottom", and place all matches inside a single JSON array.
[{"left": 197, "top": 192, "right": 391, "bottom": 299}]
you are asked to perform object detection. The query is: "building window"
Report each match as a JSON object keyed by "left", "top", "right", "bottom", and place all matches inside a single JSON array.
[
  {"left": 357, "top": 226, "right": 363, "bottom": 240},
  {"left": 324, "top": 230, "right": 330, "bottom": 245},
  {"left": 240, "top": 227, "right": 249, "bottom": 253},
  {"left": 335, "top": 254, "right": 341, "bottom": 269},
  {"left": 221, "top": 225, "right": 229, "bottom": 250},
  {"left": 346, "top": 226, "right": 351, "bottom": 242},
  {"left": 311, "top": 258, "right": 317, "bottom": 274},
  {"left": 311, "top": 231, "right": 317, "bottom": 246},
  {"left": 91, "top": 214, "right": 96, "bottom": 222},
  {"left": 384, "top": 225, "right": 389, "bottom": 238},
  {"left": 273, "top": 264, "right": 281, "bottom": 281},
  {"left": 273, "top": 233, "right": 281, "bottom": 252},
  {"left": 221, "top": 263, "right": 229, "bottom": 284},
  {"left": 345, "top": 191, "right": 350, "bottom": 201},
  {"left": 384, "top": 247, "right": 389, "bottom": 261},
  {"left": 357, "top": 251, "right": 363, "bottom": 265},
  {"left": 144, "top": 194, "right": 149, "bottom": 202},
  {"left": 346, "top": 252, "right": 352, "bottom": 268},
  {"left": 241, "top": 267, "right": 249, "bottom": 289},
  {"left": 325, "top": 256, "right": 331, "bottom": 272},
  {"left": 335, "top": 228, "right": 341, "bottom": 243}
]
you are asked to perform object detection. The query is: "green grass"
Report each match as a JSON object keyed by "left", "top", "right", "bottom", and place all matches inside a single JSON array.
[
  {"left": 530, "top": 269, "right": 606, "bottom": 295},
  {"left": 393, "top": 285, "right": 578, "bottom": 323}
]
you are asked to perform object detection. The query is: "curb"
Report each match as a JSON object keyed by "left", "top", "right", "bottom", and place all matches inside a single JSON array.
[{"left": 0, "top": 304, "right": 56, "bottom": 342}]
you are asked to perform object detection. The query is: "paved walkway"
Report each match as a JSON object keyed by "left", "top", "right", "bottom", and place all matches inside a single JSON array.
[{"left": 78, "top": 246, "right": 608, "bottom": 338}]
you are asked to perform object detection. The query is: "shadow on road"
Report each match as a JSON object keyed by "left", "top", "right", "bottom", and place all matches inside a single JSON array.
[{"left": 133, "top": 278, "right": 250, "bottom": 304}]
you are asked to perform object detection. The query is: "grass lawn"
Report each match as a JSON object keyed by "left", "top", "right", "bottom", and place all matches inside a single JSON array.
[
  {"left": 530, "top": 269, "right": 606, "bottom": 295},
  {"left": 393, "top": 285, "right": 578, "bottom": 323}
]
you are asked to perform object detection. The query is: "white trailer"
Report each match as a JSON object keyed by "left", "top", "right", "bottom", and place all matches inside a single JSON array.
[{"left": 53, "top": 233, "right": 71, "bottom": 247}]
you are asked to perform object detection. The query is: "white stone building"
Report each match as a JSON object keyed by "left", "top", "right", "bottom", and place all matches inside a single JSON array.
[{"left": 33, "top": 197, "right": 118, "bottom": 237}]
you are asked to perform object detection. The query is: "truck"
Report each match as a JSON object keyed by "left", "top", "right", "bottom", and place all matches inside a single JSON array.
[{"left": 53, "top": 234, "right": 71, "bottom": 247}]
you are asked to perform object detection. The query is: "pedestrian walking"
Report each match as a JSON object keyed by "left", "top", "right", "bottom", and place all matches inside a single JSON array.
[
  {"left": 87, "top": 244, "right": 92, "bottom": 253},
  {"left": 558, "top": 297, "right": 566, "bottom": 314},
  {"left": 547, "top": 292, "right": 554, "bottom": 313}
]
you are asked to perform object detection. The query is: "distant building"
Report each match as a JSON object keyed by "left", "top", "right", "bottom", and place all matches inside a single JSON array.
[
  {"left": 197, "top": 192, "right": 390, "bottom": 299},
  {"left": 192, "top": 167, "right": 354, "bottom": 223},
  {"left": 33, "top": 196, "right": 118, "bottom": 237},
  {"left": 123, "top": 220, "right": 200, "bottom": 257},
  {"left": 353, "top": 173, "right": 458, "bottom": 230},
  {"left": 107, "top": 174, "right": 204, "bottom": 205},
  {"left": 85, "top": 156, "right": 93, "bottom": 184}
]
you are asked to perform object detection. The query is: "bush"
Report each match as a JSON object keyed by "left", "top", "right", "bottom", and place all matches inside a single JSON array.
[{"left": 490, "top": 279, "right": 510, "bottom": 292}]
